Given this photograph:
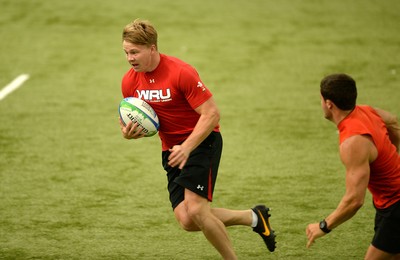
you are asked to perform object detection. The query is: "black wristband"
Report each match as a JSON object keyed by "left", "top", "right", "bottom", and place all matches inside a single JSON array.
[{"left": 319, "top": 219, "right": 331, "bottom": 233}]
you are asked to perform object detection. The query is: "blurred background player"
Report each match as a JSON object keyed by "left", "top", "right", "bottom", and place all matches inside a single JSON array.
[{"left": 306, "top": 73, "right": 400, "bottom": 260}]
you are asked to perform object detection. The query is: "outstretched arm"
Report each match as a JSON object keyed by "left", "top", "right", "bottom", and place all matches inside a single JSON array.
[{"left": 306, "top": 135, "right": 373, "bottom": 248}]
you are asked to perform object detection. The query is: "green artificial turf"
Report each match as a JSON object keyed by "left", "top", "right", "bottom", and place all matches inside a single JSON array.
[{"left": 0, "top": 0, "right": 399, "bottom": 259}]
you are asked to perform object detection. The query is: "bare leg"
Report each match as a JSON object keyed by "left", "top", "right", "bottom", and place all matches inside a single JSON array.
[
  {"left": 174, "top": 189, "right": 237, "bottom": 259},
  {"left": 174, "top": 206, "right": 252, "bottom": 231},
  {"left": 211, "top": 208, "right": 253, "bottom": 227},
  {"left": 365, "top": 244, "right": 400, "bottom": 260}
]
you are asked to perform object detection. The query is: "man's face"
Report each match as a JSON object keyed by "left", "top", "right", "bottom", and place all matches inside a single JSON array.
[
  {"left": 123, "top": 40, "right": 155, "bottom": 72},
  {"left": 320, "top": 94, "right": 332, "bottom": 120}
]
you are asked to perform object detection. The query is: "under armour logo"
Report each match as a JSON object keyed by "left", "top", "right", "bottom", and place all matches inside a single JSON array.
[
  {"left": 197, "top": 81, "right": 206, "bottom": 91},
  {"left": 149, "top": 79, "right": 155, "bottom": 83},
  {"left": 197, "top": 185, "right": 204, "bottom": 191}
]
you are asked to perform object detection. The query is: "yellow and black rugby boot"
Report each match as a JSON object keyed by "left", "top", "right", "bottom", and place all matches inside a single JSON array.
[{"left": 252, "top": 205, "right": 276, "bottom": 252}]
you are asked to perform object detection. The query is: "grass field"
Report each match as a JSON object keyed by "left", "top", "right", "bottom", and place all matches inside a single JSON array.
[{"left": 1, "top": 0, "right": 399, "bottom": 259}]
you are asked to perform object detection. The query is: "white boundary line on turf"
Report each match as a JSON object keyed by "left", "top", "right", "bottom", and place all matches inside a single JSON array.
[{"left": 0, "top": 74, "right": 30, "bottom": 101}]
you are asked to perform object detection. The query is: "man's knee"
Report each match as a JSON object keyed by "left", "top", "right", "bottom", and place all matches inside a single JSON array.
[
  {"left": 185, "top": 201, "right": 204, "bottom": 219},
  {"left": 184, "top": 198, "right": 212, "bottom": 230},
  {"left": 174, "top": 202, "right": 200, "bottom": 231},
  {"left": 178, "top": 213, "right": 199, "bottom": 231}
]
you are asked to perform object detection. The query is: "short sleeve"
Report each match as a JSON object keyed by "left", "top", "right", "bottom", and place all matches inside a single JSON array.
[{"left": 177, "top": 65, "right": 213, "bottom": 109}]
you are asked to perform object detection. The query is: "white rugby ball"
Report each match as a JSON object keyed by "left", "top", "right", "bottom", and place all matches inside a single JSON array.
[{"left": 119, "top": 97, "right": 159, "bottom": 137}]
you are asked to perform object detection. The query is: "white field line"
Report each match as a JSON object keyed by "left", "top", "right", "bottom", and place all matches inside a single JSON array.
[{"left": 0, "top": 74, "right": 30, "bottom": 100}]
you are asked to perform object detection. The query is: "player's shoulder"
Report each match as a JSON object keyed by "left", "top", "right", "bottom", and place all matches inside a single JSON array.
[
  {"left": 161, "top": 54, "right": 187, "bottom": 65},
  {"left": 340, "top": 134, "right": 376, "bottom": 164},
  {"left": 357, "top": 105, "right": 375, "bottom": 113},
  {"left": 161, "top": 54, "right": 196, "bottom": 72}
]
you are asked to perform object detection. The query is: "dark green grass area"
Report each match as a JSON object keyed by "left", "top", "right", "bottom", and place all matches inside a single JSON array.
[{"left": 1, "top": 0, "right": 399, "bottom": 259}]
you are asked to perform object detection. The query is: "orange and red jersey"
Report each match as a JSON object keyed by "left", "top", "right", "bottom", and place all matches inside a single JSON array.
[
  {"left": 122, "top": 54, "right": 219, "bottom": 151},
  {"left": 338, "top": 105, "right": 400, "bottom": 209}
]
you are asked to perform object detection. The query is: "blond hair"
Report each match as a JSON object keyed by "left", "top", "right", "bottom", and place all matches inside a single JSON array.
[{"left": 122, "top": 19, "right": 158, "bottom": 49}]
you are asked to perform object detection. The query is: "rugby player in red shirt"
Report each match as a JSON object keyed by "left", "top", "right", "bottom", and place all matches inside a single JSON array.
[
  {"left": 306, "top": 74, "right": 400, "bottom": 259},
  {"left": 119, "top": 19, "right": 276, "bottom": 259}
]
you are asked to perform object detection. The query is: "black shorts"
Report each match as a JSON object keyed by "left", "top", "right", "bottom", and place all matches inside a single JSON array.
[
  {"left": 371, "top": 199, "right": 400, "bottom": 254},
  {"left": 162, "top": 132, "right": 223, "bottom": 209}
]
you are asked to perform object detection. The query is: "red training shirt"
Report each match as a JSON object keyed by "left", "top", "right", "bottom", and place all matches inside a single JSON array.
[
  {"left": 121, "top": 54, "right": 220, "bottom": 151},
  {"left": 338, "top": 105, "right": 400, "bottom": 209}
]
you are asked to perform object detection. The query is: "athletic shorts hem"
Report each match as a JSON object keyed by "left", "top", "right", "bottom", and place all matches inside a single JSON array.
[{"left": 371, "top": 199, "right": 400, "bottom": 254}]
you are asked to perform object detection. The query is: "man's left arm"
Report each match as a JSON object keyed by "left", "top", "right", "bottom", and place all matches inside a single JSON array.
[
  {"left": 306, "top": 135, "right": 372, "bottom": 248},
  {"left": 374, "top": 107, "right": 400, "bottom": 152},
  {"left": 168, "top": 97, "right": 220, "bottom": 169}
]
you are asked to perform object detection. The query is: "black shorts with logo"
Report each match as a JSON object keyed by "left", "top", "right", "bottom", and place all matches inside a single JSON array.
[
  {"left": 372, "top": 199, "right": 400, "bottom": 254},
  {"left": 162, "top": 132, "right": 223, "bottom": 209}
]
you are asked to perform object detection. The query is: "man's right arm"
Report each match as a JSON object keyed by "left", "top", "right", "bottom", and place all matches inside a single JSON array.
[{"left": 119, "top": 119, "right": 145, "bottom": 139}]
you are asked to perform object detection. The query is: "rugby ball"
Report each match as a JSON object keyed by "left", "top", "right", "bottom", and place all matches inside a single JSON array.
[{"left": 119, "top": 97, "right": 159, "bottom": 137}]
